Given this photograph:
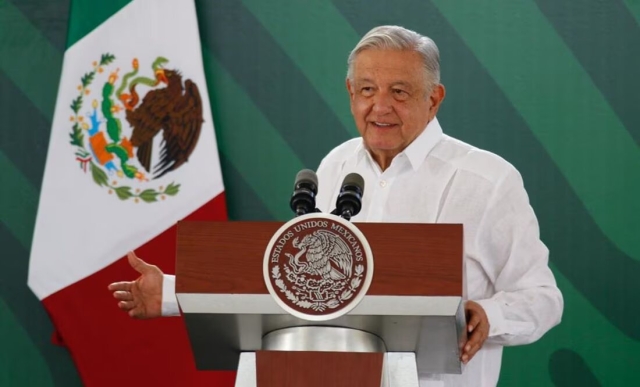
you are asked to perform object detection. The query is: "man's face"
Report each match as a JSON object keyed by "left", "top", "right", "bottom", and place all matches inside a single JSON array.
[{"left": 347, "top": 49, "right": 444, "bottom": 159}]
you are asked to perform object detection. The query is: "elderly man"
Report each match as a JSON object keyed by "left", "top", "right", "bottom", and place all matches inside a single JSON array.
[{"left": 110, "top": 25, "right": 563, "bottom": 386}]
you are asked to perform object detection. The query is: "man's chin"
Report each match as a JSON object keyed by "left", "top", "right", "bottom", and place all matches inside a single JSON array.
[{"left": 363, "top": 139, "right": 401, "bottom": 153}]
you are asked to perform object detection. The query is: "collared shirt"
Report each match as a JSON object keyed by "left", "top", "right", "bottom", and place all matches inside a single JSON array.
[{"left": 315, "top": 117, "right": 563, "bottom": 387}]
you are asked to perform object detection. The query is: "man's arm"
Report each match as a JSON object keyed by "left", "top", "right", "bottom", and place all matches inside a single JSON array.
[{"left": 473, "top": 167, "right": 564, "bottom": 346}]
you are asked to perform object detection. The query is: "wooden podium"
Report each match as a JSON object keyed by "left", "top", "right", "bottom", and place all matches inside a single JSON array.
[{"left": 175, "top": 220, "right": 466, "bottom": 386}]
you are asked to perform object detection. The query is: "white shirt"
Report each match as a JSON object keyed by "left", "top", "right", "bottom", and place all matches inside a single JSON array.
[
  {"left": 162, "top": 117, "right": 563, "bottom": 387},
  {"left": 315, "top": 118, "right": 563, "bottom": 386}
]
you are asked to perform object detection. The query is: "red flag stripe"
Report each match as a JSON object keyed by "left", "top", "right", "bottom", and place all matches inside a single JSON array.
[{"left": 42, "top": 193, "right": 236, "bottom": 386}]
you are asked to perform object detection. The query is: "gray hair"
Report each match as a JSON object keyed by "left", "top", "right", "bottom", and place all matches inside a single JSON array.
[{"left": 346, "top": 25, "right": 441, "bottom": 90}]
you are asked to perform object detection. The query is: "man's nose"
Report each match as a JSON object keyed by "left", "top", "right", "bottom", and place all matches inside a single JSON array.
[{"left": 372, "top": 92, "right": 393, "bottom": 114}]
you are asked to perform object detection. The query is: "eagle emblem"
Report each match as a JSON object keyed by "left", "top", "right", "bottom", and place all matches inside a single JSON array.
[
  {"left": 287, "top": 231, "right": 353, "bottom": 281},
  {"left": 68, "top": 53, "right": 204, "bottom": 202},
  {"left": 264, "top": 214, "right": 374, "bottom": 321}
]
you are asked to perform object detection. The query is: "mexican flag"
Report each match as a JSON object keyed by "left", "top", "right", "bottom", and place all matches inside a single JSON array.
[{"left": 27, "top": 0, "right": 232, "bottom": 385}]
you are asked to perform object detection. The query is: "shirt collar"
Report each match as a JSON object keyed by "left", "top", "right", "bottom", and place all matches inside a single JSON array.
[
  {"left": 402, "top": 117, "right": 444, "bottom": 171},
  {"left": 353, "top": 117, "right": 444, "bottom": 172}
]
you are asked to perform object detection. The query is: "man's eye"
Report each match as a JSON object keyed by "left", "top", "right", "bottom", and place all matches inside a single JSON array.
[
  {"left": 393, "top": 89, "right": 409, "bottom": 99},
  {"left": 361, "top": 87, "right": 374, "bottom": 95}
]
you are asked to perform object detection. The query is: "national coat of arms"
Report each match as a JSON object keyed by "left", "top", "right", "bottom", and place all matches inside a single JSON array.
[
  {"left": 264, "top": 214, "right": 374, "bottom": 321},
  {"left": 68, "top": 53, "right": 204, "bottom": 202}
]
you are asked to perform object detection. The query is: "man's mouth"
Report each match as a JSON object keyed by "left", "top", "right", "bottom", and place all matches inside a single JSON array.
[{"left": 371, "top": 121, "right": 397, "bottom": 128}]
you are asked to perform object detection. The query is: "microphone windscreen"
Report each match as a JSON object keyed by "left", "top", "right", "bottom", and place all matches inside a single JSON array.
[
  {"left": 343, "top": 172, "right": 364, "bottom": 192},
  {"left": 295, "top": 169, "right": 319, "bottom": 191}
]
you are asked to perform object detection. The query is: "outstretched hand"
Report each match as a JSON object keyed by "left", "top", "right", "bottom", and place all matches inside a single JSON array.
[
  {"left": 108, "top": 251, "right": 163, "bottom": 319},
  {"left": 461, "top": 300, "right": 490, "bottom": 364}
]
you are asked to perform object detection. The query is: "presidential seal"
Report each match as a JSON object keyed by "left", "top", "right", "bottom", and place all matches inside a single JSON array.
[{"left": 264, "top": 213, "right": 374, "bottom": 321}]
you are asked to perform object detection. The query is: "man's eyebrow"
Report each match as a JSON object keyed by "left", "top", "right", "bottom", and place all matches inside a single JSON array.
[
  {"left": 389, "top": 81, "right": 412, "bottom": 88},
  {"left": 353, "top": 79, "right": 414, "bottom": 90},
  {"left": 355, "top": 79, "right": 412, "bottom": 86}
]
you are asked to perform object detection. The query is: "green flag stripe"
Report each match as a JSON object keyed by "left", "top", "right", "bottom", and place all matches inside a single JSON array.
[
  {"left": 0, "top": 224, "right": 82, "bottom": 386},
  {"left": 431, "top": 0, "right": 640, "bottom": 263},
  {"left": 0, "top": 71, "right": 49, "bottom": 188},
  {"left": 197, "top": 0, "right": 351, "bottom": 169},
  {"left": 0, "top": 298, "right": 54, "bottom": 387},
  {"left": 0, "top": 0, "right": 62, "bottom": 119},
  {"left": 622, "top": 0, "right": 640, "bottom": 26},
  {"left": 6, "top": 0, "right": 69, "bottom": 51},
  {"left": 65, "top": 0, "right": 130, "bottom": 48},
  {"left": 334, "top": 0, "right": 640, "bottom": 343},
  {"left": 0, "top": 150, "right": 37, "bottom": 248},
  {"left": 202, "top": 49, "right": 305, "bottom": 220},
  {"left": 242, "top": 0, "right": 359, "bottom": 136},
  {"left": 534, "top": 0, "right": 640, "bottom": 144}
]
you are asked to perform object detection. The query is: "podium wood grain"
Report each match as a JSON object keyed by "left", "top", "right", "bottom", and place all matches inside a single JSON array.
[
  {"left": 176, "top": 221, "right": 462, "bottom": 296},
  {"left": 256, "top": 351, "right": 384, "bottom": 387}
]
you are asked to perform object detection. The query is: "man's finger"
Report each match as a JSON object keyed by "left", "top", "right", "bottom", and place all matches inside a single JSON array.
[
  {"left": 466, "top": 334, "right": 481, "bottom": 353},
  {"left": 466, "top": 321, "right": 487, "bottom": 348},
  {"left": 464, "top": 330, "right": 480, "bottom": 352},
  {"left": 462, "top": 326, "right": 488, "bottom": 363},
  {"left": 466, "top": 339, "right": 482, "bottom": 359},
  {"left": 467, "top": 312, "right": 481, "bottom": 332},
  {"left": 128, "top": 308, "right": 146, "bottom": 319},
  {"left": 108, "top": 282, "right": 132, "bottom": 292},
  {"left": 113, "top": 291, "right": 133, "bottom": 301},
  {"left": 127, "top": 251, "right": 151, "bottom": 274},
  {"left": 118, "top": 300, "right": 135, "bottom": 310}
]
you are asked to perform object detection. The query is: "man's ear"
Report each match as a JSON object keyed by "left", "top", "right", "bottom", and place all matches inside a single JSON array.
[
  {"left": 346, "top": 78, "right": 355, "bottom": 100},
  {"left": 429, "top": 84, "right": 446, "bottom": 117}
]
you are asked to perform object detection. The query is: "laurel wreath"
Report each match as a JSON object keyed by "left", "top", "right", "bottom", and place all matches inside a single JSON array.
[
  {"left": 69, "top": 53, "right": 180, "bottom": 203},
  {"left": 272, "top": 264, "right": 365, "bottom": 312}
]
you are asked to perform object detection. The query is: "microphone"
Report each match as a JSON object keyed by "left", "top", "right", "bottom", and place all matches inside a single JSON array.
[
  {"left": 290, "top": 169, "right": 319, "bottom": 216},
  {"left": 332, "top": 173, "right": 365, "bottom": 221}
]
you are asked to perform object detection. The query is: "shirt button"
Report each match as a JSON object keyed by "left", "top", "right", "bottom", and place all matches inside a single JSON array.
[{"left": 380, "top": 180, "right": 387, "bottom": 188}]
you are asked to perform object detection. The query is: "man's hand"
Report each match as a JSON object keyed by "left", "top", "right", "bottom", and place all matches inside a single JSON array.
[
  {"left": 461, "top": 300, "right": 490, "bottom": 364},
  {"left": 107, "top": 251, "right": 163, "bottom": 319}
]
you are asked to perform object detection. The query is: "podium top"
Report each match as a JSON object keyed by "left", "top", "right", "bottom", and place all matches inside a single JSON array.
[{"left": 176, "top": 221, "right": 462, "bottom": 297}]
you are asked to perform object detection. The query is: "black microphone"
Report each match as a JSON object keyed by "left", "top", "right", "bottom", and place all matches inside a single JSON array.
[
  {"left": 290, "top": 169, "right": 319, "bottom": 216},
  {"left": 332, "top": 173, "right": 365, "bottom": 221}
]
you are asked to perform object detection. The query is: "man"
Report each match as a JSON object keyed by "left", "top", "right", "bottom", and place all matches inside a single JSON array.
[{"left": 109, "top": 25, "right": 563, "bottom": 386}]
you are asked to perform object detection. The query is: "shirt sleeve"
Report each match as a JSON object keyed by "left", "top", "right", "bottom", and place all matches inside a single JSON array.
[
  {"left": 161, "top": 274, "right": 181, "bottom": 316},
  {"left": 473, "top": 168, "right": 564, "bottom": 346}
]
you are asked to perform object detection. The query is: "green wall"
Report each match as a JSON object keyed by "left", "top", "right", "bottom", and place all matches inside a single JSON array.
[{"left": 1, "top": 0, "right": 639, "bottom": 385}]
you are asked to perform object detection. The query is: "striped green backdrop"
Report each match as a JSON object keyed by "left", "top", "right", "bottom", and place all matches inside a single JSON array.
[{"left": 1, "top": 0, "right": 639, "bottom": 385}]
